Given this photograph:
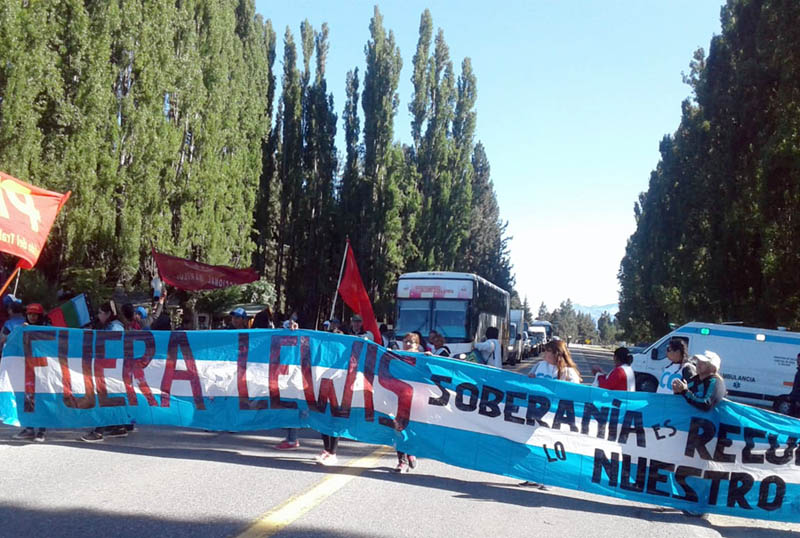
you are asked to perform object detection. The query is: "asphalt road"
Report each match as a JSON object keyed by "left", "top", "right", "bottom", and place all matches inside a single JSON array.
[{"left": 1, "top": 346, "right": 797, "bottom": 538}]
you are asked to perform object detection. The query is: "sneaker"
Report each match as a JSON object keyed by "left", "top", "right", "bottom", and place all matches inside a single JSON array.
[
  {"left": 275, "top": 440, "right": 300, "bottom": 450},
  {"left": 34, "top": 430, "right": 45, "bottom": 443},
  {"left": 13, "top": 428, "right": 35, "bottom": 440},
  {"left": 407, "top": 455, "right": 417, "bottom": 469},
  {"left": 394, "top": 461, "right": 409, "bottom": 473},
  {"left": 315, "top": 450, "right": 330, "bottom": 463},
  {"left": 518, "top": 481, "right": 538, "bottom": 487},
  {"left": 105, "top": 426, "right": 129, "bottom": 438},
  {"left": 319, "top": 453, "right": 338, "bottom": 466},
  {"left": 81, "top": 431, "right": 104, "bottom": 443}
]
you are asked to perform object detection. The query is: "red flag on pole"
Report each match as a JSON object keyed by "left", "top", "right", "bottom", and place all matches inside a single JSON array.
[
  {"left": 152, "top": 248, "right": 258, "bottom": 291},
  {"left": 0, "top": 171, "right": 71, "bottom": 269},
  {"left": 337, "top": 241, "right": 381, "bottom": 343}
]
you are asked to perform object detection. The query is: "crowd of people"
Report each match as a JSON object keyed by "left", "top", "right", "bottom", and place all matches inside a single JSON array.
[{"left": 1, "top": 289, "right": 730, "bottom": 480}]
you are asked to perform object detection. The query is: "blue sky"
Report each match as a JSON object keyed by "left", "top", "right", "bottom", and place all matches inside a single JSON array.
[{"left": 254, "top": 1, "right": 724, "bottom": 311}]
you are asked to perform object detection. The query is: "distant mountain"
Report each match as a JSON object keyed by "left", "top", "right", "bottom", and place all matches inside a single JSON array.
[{"left": 574, "top": 303, "right": 618, "bottom": 322}]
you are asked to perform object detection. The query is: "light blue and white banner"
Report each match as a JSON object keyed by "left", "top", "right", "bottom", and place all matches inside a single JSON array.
[{"left": 2, "top": 327, "right": 800, "bottom": 522}]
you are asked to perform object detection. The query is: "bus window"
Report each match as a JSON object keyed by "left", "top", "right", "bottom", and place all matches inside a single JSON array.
[
  {"left": 396, "top": 299, "right": 431, "bottom": 338},
  {"left": 432, "top": 300, "right": 468, "bottom": 342}
]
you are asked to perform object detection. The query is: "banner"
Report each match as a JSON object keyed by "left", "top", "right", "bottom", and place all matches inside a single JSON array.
[
  {"left": 0, "top": 172, "right": 71, "bottom": 269},
  {"left": 152, "top": 248, "right": 258, "bottom": 291},
  {"left": 1, "top": 326, "right": 799, "bottom": 522},
  {"left": 337, "top": 241, "right": 380, "bottom": 342}
]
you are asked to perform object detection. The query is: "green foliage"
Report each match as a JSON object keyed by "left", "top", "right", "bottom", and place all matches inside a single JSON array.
[
  {"left": 60, "top": 267, "right": 114, "bottom": 307},
  {"left": 0, "top": 0, "right": 272, "bottom": 292},
  {"left": 241, "top": 278, "right": 276, "bottom": 305},
  {"left": 619, "top": 0, "right": 800, "bottom": 341},
  {"left": 16, "top": 270, "right": 59, "bottom": 309},
  {"left": 0, "top": 4, "right": 516, "bottom": 325},
  {"left": 537, "top": 302, "right": 549, "bottom": 321},
  {"left": 597, "top": 311, "right": 618, "bottom": 345}
]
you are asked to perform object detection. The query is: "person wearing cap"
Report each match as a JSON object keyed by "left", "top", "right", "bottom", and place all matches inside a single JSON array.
[
  {"left": 229, "top": 307, "right": 250, "bottom": 329},
  {"left": 322, "top": 320, "right": 331, "bottom": 331},
  {"left": 24, "top": 303, "right": 48, "bottom": 326},
  {"left": 133, "top": 306, "right": 149, "bottom": 328},
  {"left": 672, "top": 351, "right": 726, "bottom": 411},
  {"left": 329, "top": 318, "right": 343, "bottom": 334},
  {"left": 12, "top": 302, "right": 50, "bottom": 442},
  {"left": 348, "top": 314, "right": 373, "bottom": 340}
]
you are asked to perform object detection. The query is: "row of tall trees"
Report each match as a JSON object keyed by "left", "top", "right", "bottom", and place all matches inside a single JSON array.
[
  {"left": 537, "top": 300, "right": 599, "bottom": 343},
  {"left": 618, "top": 0, "right": 800, "bottom": 341},
  {"left": 0, "top": 3, "right": 514, "bottom": 323}
]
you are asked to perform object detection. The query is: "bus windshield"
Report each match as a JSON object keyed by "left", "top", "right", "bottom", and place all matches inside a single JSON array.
[
  {"left": 431, "top": 300, "right": 468, "bottom": 342},
  {"left": 396, "top": 299, "right": 469, "bottom": 342},
  {"left": 396, "top": 299, "right": 431, "bottom": 337}
]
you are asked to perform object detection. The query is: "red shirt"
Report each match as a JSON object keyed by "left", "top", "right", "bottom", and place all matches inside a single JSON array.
[{"left": 596, "top": 365, "right": 635, "bottom": 391}]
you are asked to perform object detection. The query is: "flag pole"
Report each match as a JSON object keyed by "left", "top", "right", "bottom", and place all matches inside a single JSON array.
[
  {"left": 0, "top": 261, "right": 22, "bottom": 298},
  {"left": 12, "top": 268, "right": 21, "bottom": 295},
  {"left": 329, "top": 238, "right": 349, "bottom": 321}
]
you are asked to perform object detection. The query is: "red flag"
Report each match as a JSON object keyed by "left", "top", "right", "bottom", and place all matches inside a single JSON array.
[
  {"left": 0, "top": 172, "right": 71, "bottom": 269},
  {"left": 337, "top": 241, "right": 381, "bottom": 343},
  {"left": 152, "top": 248, "right": 258, "bottom": 291}
]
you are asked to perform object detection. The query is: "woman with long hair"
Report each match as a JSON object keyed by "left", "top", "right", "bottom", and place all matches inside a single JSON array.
[
  {"left": 657, "top": 338, "right": 696, "bottom": 394},
  {"left": 528, "top": 339, "right": 581, "bottom": 383}
]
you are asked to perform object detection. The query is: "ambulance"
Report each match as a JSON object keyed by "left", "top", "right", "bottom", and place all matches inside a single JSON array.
[{"left": 631, "top": 322, "right": 800, "bottom": 407}]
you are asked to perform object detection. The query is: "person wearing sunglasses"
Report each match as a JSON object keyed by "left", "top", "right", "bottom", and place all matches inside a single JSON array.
[{"left": 657, "top": 338, "right": 696, "bottom": 394}]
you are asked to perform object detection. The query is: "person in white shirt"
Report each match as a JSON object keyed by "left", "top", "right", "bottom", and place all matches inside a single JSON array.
[
  {"left": 527, "top": 339, "right": 582, "bottom": 383},
  {"left": 474, "top": 327, "right": 502, "bottom": 368},
  {"left": 657, "top": 338, "right": 696, "bottom": 394},
  {"left": 519, "top": 338, "right": 581, "bottom": 488}
]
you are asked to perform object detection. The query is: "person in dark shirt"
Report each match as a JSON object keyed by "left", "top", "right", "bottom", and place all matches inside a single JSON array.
[
  {"left": 789, "top": 353, "right": 800, "bottom": 415},
  {"left": 672, "top": 351, "right": 726, "bottom": 411}
]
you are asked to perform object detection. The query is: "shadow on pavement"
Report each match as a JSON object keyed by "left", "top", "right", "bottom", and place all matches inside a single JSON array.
[
  {"left": 1, "top": 426, "right": 794, "bottom": 536},
  {"left": 0, "top": 502, "right": 384, "bottom": 538}
]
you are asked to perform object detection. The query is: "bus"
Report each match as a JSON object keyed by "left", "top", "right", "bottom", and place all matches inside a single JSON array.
[{"left": 394, "top": 272, "right": 511, "bottom": 364}]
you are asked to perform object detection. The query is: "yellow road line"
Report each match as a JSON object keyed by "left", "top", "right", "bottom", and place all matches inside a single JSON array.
[{"left": 236, "top": 446, "right": 392, "bottom": 538}]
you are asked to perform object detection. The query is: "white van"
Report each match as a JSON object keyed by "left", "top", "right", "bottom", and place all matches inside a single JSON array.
[{"left": 631, "top": 321, "right": 800, "bottom": 407}]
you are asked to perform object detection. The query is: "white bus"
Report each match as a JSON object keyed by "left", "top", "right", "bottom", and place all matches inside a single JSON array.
[{"left": 394, "top": 272, "right": 511, "bottom": 363}]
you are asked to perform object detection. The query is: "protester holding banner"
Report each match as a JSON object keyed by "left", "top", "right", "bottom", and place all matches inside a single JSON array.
[
  {"left": 672, "top": 351, "right": 726, "bottom": 411},
  {"left": 348, "top": 314, "right": 373, "bottom": 340},
  {"left": 252, "top": 305, "right": 275, "bottom": 329},
  {"left": 81, "top": 302, "right": 128, "bottom": 442},
  {"left": 275, "top": 317, "right": 302, "bottom": 451},
  {"left": 12, "top": 303, "right": 50, "bottom": 442},
  {"left": 657, "top": 338, "right": 696, "bottom": 394},
  {"left": 229, "top": 308, "right": 250, "bottom": 329},
  {"left": 395, "top": 333, "right": 422, "bottom": 473},
  {"left": 527, "top": 339, "right": 581, "bottom": 383},
  {"left": 428, "top": 331, "right": 450, "bottom": 357},
  {"left": 591, "top": 347, "right": 635, "bottom": 391},
  {"left": 24, "top": 303, "right": 48, "bottom": 326}
]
